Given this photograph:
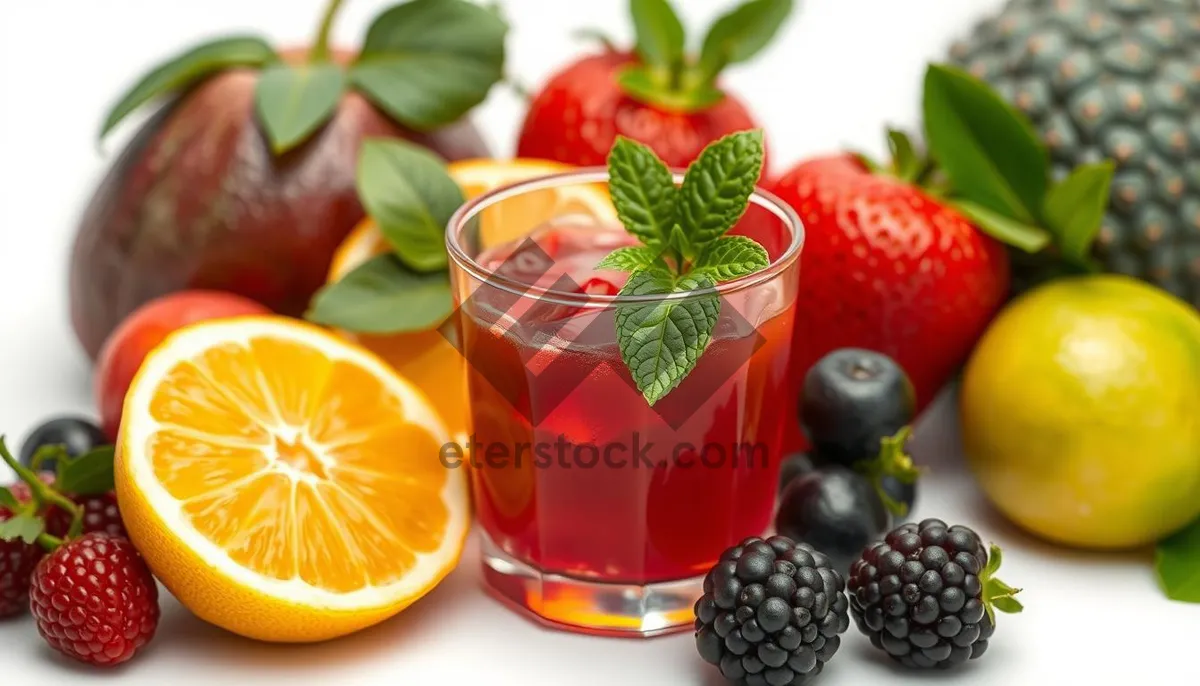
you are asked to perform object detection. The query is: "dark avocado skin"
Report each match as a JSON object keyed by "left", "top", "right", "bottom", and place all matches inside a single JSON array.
[
  {"left": 801, "top": 348, "right": 916, "bottom": 467},
  {"left": 774, "top": 466, "right": 891, "bottom": 576}
]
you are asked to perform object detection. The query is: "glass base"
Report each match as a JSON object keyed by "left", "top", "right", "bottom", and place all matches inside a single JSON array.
[{"left": 479, "top": 531, "right": 702, "bottom": 637}]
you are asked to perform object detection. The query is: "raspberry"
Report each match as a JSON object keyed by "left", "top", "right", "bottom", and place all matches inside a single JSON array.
[
  {"left": 30, "top": 533, "right": 159, "bottom": 666},
  {"left": 847, "top": 519, "right": 1023, "bottom": 669},
  {"left": 0, "top": 491, "right": 44, "bottom": 618},
  {"left": 695, "top": 536, "right": 850, "bottom": 686},
  {"left": 13, "top": 474, "right": 128, "bottom": 539}
]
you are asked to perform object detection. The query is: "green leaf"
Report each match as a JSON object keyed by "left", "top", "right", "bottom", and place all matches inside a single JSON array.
[
  {"left": 99, "top": 36, "right": 277, "bottom": 140},
  {"left": 350, "top": 0, "right": 507, "bottom": 131},
  {"left": 630, "top": 0, "right": 685, "bottom": 70},
  {"left": 615, "top": 270, "right": 721, "bottom": 406},
  {"left": 307, "top": 254, "right": 453, "bottom": 334},
  {"left": 254, "top": 63, "right": 345, "bottom": 154},
  {"left": 0, "top": 513, "right": 44, "bottom": 545},
  {"left": 991, "top": 595, "right": 1024, "bottom": 614},
  {"left": 0, "top": 486, "right": 18, "bottom": 511},
  {"left": 617, "top": 67, "right": 725, "bottom": 113},
  {"left": 597, "top": 246, "right": 666, "bottom": 272},
  {"left": 677, "top": 130, "right": 765, "bottom": 253},
  {"left": 984, "top": 542, "right": 1003, "bottom": 577},
  {"left": 952, "top": 199, "right": 1053, "bottom": 253},
  {"left": 1156, "top": 517, "right": 1200, "bottom": 603},
  {"left": 56, "top": 446, "right": 116, "bottom": 496},
  {"left": 697, "top": 0, "right": 793, "bottom": 83},
  {"left": 607, "top": 136, "right": 679, "bottom": 247},
  {"left": 357, "top": 138, "right": 464, "bottom": 272},
  {"left": 691, "top": 235, "right": 769, "bottom": 282},
  {"left": 1042, "top": 161, "right": 1116, "bottom": 261},
  {"left": 923, "top": 64, "right": 1049, "bottom": 223}
]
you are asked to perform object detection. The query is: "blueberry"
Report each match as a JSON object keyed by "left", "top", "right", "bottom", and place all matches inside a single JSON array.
[
  {"left": 774, "top": 467, "right": 891, "bottom": 576},
  {"left": 799, "top": 349, "right": 915, "bottom": 467},
  {"left": 19, "top": 416, "right": 107, "bottom": 471},
  {"left": 778, "top": 452, "right": 815, "bottom": 493}
]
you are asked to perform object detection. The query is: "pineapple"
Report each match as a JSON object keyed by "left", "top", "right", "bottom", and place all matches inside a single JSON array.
[{"left": 950, "top": 0, "right": 1200, "bottom": 306}]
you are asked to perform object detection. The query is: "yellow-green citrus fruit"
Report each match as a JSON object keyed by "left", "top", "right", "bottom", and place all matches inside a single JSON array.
[{"left": 961, "top": 275, "right": 1200, "bottom": 549}]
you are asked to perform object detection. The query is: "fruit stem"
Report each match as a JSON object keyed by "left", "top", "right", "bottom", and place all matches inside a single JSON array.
[
  {"left": 311, "top": 0, "right": 347, "bottom": 63},
  {"left": 980, "top": 543, "right": 1024, "bottom": 625},
  {"left": 857, "top": 426, "right": 921, "bottom": 518},
  {"left": 0, "top": 437, "right": 82, "bottom": 545}
]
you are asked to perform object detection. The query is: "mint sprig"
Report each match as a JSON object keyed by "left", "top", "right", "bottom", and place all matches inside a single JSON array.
[{"left": 601, "top": 130, "right": 768, "bottom": 405}]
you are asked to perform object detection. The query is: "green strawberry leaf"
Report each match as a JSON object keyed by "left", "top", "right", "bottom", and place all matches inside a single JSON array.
[
  {"left": 596, "top": 246, "right": 666, "bottom": 272},
  {"left": 56, "top": 446, "right": 116, "bottom": 496},
  {"left": 951, "top": 199, "right": 1052, "bottom": 254},
  {"left": 255, "top": 62, "right": 346, "bottom": 154},
  {"left": 307, "top": 254, "right": 453, "bottom": 334},
  {"left": 1043, "top": 161, "right": 1116, "bottom": 262},
  {"left": 350, "top": 0, "right": 507, "bottom": 131},
  {"left": 617, "top": 67, "right": 725, "bottom": 113},
  {"left": 697, "top": 0, "right": 793, "bottom": 84},
  {"left": 923, "top": 64, "right": 1049, "bottom": 225},
  {"left": 677, "top": 130, "right": 765, "bottom": 253},
  {"left": 356, "top": 138, "right": 464, "bottom": 272},
  {"left": 691, "top": 235, "right": 769, "bottom": 281},
  {"left": 99, "top": 36, "right": 277, "bottom": 141},
  {"left": 607, "top": 136, "right": 679, "bottom": 248},
  {"left": 0, "top": 486, "right": 18, "bottom": 511},
  {"left": 616, "top": 270, "right": 721, "bottom": 406},
  {"left": 1156, "top": 517, "right": 1200, "bottom": 603},
  {"left": 630, "top": 0, "right": 685, "bottom": 71},
  {"left": 0, "top": 513, "right": 44, "bottom": 545}
]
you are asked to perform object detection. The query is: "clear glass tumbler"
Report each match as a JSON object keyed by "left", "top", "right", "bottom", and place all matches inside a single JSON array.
[{"left": 445, "top": 169, "right": 803, "bottom": 636}]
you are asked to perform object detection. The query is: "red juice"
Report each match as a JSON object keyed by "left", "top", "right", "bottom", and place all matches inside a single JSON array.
[{"left": 459, "top": 221, "right": 797, "bottom": 585}]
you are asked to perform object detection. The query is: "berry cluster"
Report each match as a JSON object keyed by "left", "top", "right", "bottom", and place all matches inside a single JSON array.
[
  {"left": 1, "top": 418, "right": 157, "bottom": 668},
  {"left": 776, "top": 349, "right": 922, "bottom": 574},
  {"left": 695, "top": 536, "right": 850, "bottom": 686}
]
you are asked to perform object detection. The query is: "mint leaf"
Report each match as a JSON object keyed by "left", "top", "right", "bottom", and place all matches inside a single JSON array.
[
  {"left": 1043, "top": 161, "right": 1116, "bottom": 262},
  {"left": 951, "top": 199, "right": 1052, "bottom": 254},
  {"left": 1156, "top": 517, "right": 1200, "bottom": 603},
  {"left": 0, "top": 486, "right": 18, "bottom": 511},
  {"left": 100, "top": 36, "right": 277, "bottom": 141},
  {"left": 630, "top": 0, "right": 685, "bottom": 71},
  {"left": 357, "top": 138, "right": 464, "bottom": 272},
  {"left": 615, "top": 270, "right": 721, "bottom": 406},
  {"left": 692, "top": 235, "right": 769, "bottom": 281},
  {"left": 0, "top": 513, "right": 44, "bottom": 545},
  {"left": 677, "top": 130, "right": 765, "bottom": 253},
  {"left": 923, "top": 64, "right": 1049, "bottom": 224},
  {"left": 306, "top": 254, "right": 453, "bottom": 334},
  {"left": 56, "top": 446, "right": 116, "bottom": 496},
  {"left": 351, "top": 0, "right": 507, "bottom": 131},
  {"left": 608, "top": 136, "right": 679, "bottom": 247},
  {"left": 596, "top": 246, "right": 666, "bottom": 272},
  {"left": 697, "top": 0, "right": 793, "bottom": 84},
  {"left": 255, "top": 63, "right": 345, "bottom": 154}
]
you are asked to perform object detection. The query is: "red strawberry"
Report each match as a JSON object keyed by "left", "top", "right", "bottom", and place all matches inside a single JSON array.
[
  {"left": 517, "top": 0, "right": 792, "bottom": 170},
  {"left": 767, "top": 154, "right": 1010, "bottom": 452},
  {"left": 29, "top": 534, "right": 159, "bottom": 666}
]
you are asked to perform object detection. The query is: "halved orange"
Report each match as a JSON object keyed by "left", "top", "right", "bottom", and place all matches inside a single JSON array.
[
  {"left": 325, "top": 158, "right": 617, "bottom": 445},
  {"left": 115, "top": 316, "right": 469, "bottom": 643}
]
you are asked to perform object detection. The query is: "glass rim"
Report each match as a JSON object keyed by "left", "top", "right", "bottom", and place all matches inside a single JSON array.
[{"left": 445, "top": 167, "right": 804, "bottom": 307}]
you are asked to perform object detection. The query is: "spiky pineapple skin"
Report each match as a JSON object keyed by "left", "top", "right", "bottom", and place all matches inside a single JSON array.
[{"left": 950, "top": 0, "right": 1200, "bottom": 306}]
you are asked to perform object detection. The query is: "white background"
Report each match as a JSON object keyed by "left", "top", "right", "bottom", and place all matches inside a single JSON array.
[{"left": 1, "top": 0, "right": 1196, "bottom": 683}]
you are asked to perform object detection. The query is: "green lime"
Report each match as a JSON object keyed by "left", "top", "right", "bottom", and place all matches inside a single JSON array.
[{"left": 961, "top": 275, "right": 1200, "bottom": 549}]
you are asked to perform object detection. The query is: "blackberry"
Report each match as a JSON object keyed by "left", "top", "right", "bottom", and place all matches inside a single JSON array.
[
  {"left": 695, "top": 536, "right": 851, "bottom": 686},
  {"left": 847, "top": 519, "right": 1023, "bottom": 669}
]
